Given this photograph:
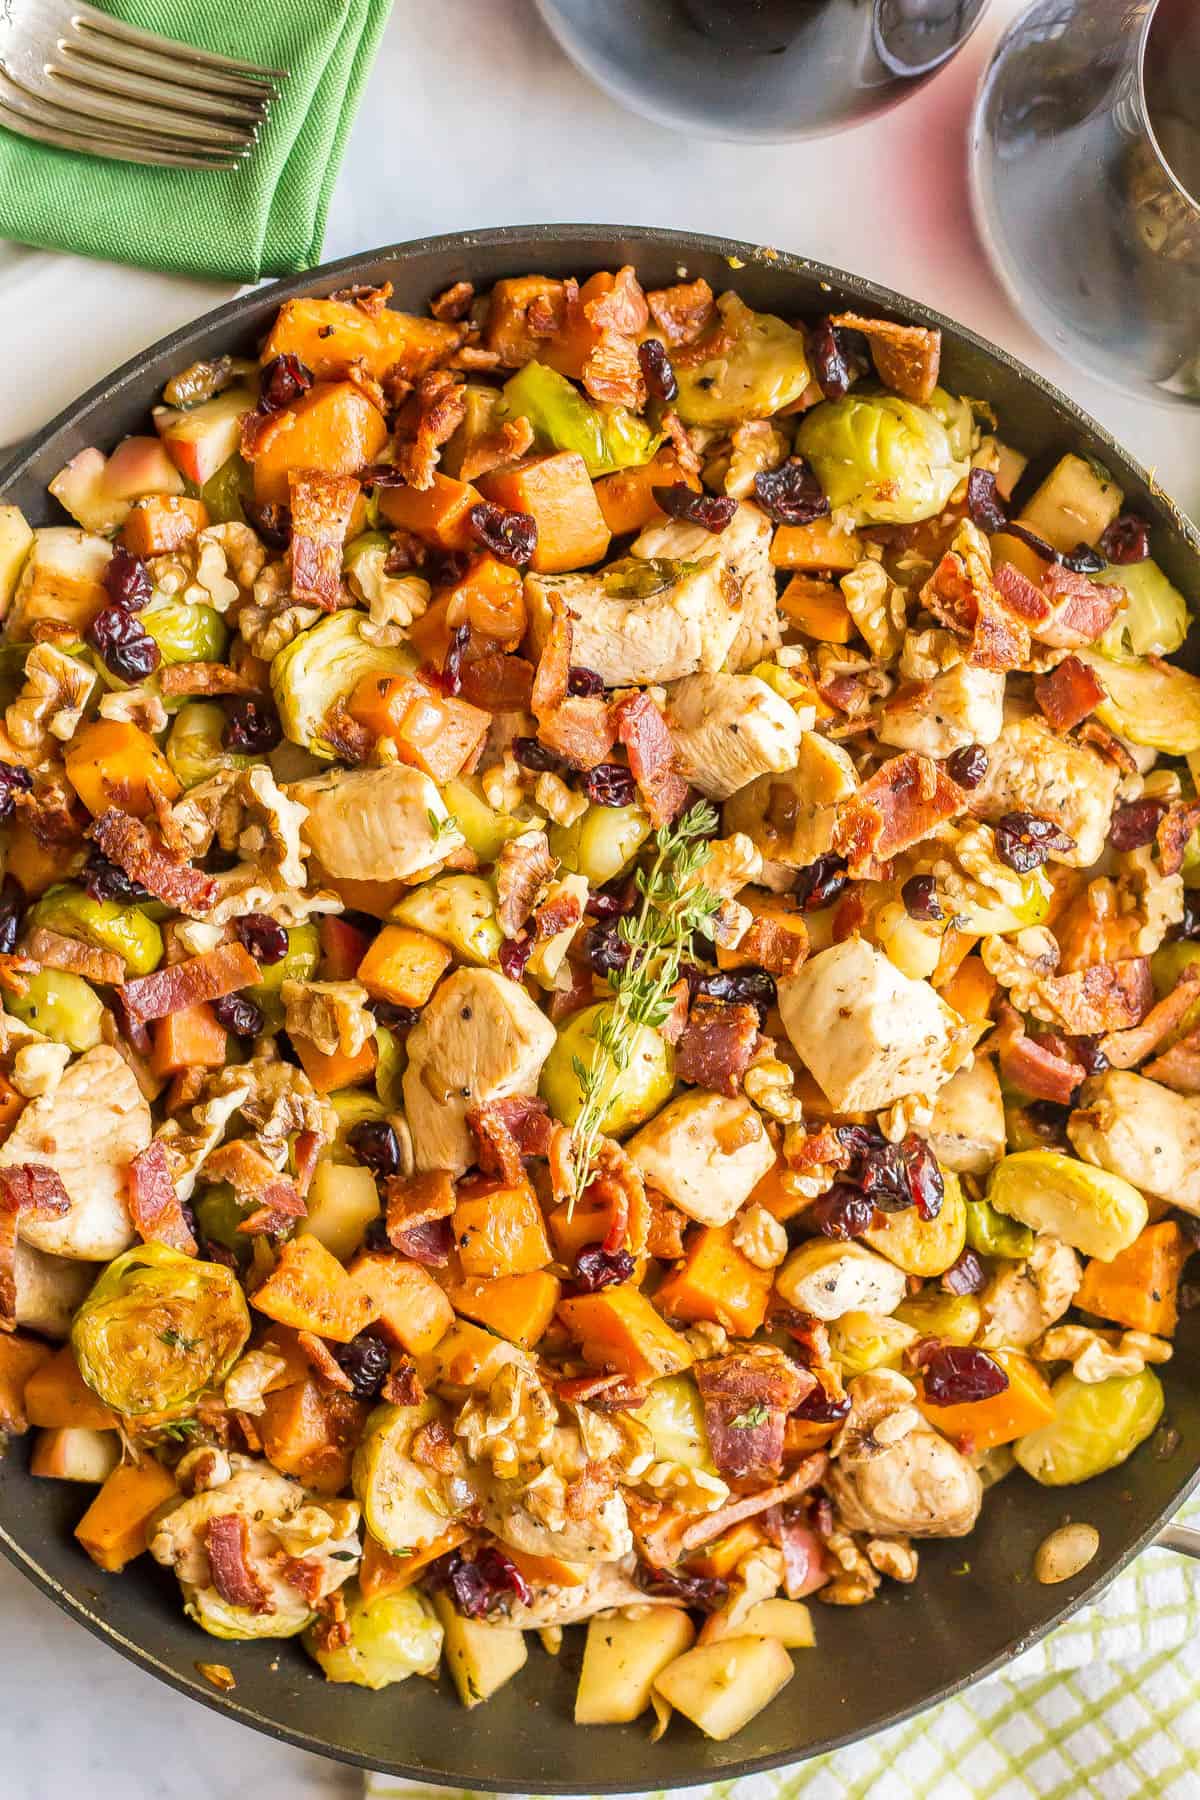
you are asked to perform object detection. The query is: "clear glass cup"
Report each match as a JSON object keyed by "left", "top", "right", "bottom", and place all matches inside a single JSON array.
[{"left": 970, "top": 0, "right": 1200, "bottom": 407}]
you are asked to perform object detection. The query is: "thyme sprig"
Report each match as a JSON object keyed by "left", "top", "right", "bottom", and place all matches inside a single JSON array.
[{"left": 568, "top": 801, "right": 721, "bottom": 1200}]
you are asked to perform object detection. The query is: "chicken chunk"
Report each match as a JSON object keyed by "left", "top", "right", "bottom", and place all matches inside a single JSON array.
[
  {"left": 1, "top": 1046, "right": 151, "bottom": 1260},
  {"left": 483, "top": 1480, "right": 633, "bottom": 1567},
  {"left": 778, "top": 938, "right": 972, "bottom": 1112},
  {"left": 500, "top": 1560, "right": 677, "bottom": 1629},
  {"left": 827, "top": 1428, "right": 983, "bottom": 1538},
  {"left": 403, "top": 968, "right": 557, "bottom": 1174},
  {"left": 978, "top": 1237, "right": 1082, "bottom": 1349},
  {"left": 627, "top": 1091, "right": 776, "bottom": 1226},
  {"left": 968, "top": 707, "right": 1119, "bottom": 867},
  {"left": 13, "top": 1240, "right": 97, "bottom": 1339},
  {"left": 876, "top": 665, "right": 1005, "bottom": 758},
  {"left": 723, "top": 732, "right": 858, "bottom": 868},
  {"left": 633, "top": 500, "right": 780, "bottom": 671},
  {"left": 290, "top": 764, "right": 464, "bottom": 883},
  {"left": 1068, "top": 1069, "right": 1200, "bottom": 1214},
  {"left": 775, "top": 1240, "right": 908, "bottom": 1321},
  {"left": 666, "top": 672, "right": 802, "bottom": 800},
  {"left": 925, "top": 1059, "right": 1006, "bottom": 1176},
  {"left": 525, "top": 555, "right": 740, "bottom": 688}
]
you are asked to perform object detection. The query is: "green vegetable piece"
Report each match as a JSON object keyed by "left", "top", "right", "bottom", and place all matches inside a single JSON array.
[
  {"left": 1151, "top": 941, "right": 1200, "bottom": 1044},
  {"left": 374, "top": 1025, "right": 406, "bottom": 1111},
  {"left": 549, "top": 802, "right": 651, "bottom": 885},
  {"left": 441, "top": 774, "right": 542, "bottom": 865},
  {"left": 1076, "top": 649, "right": 1200, "bottom": 754},
  {"left": 199, "top": 453, "right": 253, "bottom": 524},
  {"left": 1013, "top": 1369, "right": 1164, "bottom": 1486},
  {"left": 986, "top": 1149, "right": 1147, "bottom": 1262},
  {"left": 388, "top": 874, "right": 502, "bottom": 967},
  {"left": 271, "top": 612, "right": 417, "bottom": 758},
  {"left": 304, "top": 1584, "right": 444, "bottom": 1688},
  {"left": 71, "top": 1242, "right": 250, "bottom": 1416},
  {"left": 329, "top": 1089, "right": 390, "bottom": 1163},
  {"left": 927, "top": 386, "right": 977, "bottom": 461},
  {"left": 6, "top": 969, "right": 104, "bottom": 1051},
  {"left": 166, "top": 700, "right": 253, "bottom": 789},
  {"left": 673, "top": 295, "right": 811, "bottom": 427},
  {"left": 539, "top": 999, "right": 674, "bottom": 1137},
  {"left": 192, "top": 1183, "right": 253, "bottom": 1262},
  {"left": 964, "top": 1196, "right": 1035, "bottom": 1259},
  {"left": 141, "top": 597, "right": 228, "bottom": 667},
  {"left": 827, "top": 1310, "right": 919, "bottom": 1377},
  {"left": 951, "top": 862, "right": 1052, "bottom": 938},
  {"left": 894, "top": 1292, "right": 982, "bottom": 1345},
  {"left": 1096, "top": 557, "right": 1189, "bottom": 659},
  {"left": 632, "top": 1375, "right": 715, "bottom": 1472},
  {"left": 28, "top": 883, "right": 163, "bottom": 976},
  {"left": 246, "top": 922, "right": 320, "bottom": 1001},
  {"left": 353, "top": 1400, "right": 457, "bottom": 1554},
  {"left": 500, "top": 361, "right": 659, "bottom": 477},
  {"left": 795, "top": 392, "right": 968, "bottom": 525}
]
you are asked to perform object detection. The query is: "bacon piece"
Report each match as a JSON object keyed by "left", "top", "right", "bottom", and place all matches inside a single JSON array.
[
  {"left": 735, "top": 913, "right": 808, "bottom": 977},
  {"left": 658, "top": 977, "right": 691, "bottom": 1047},
  {"left": 1033, "top": 654, "right": 1106, "bottom": 733},
  {"left": 659, "top": 410, "right": 702, "bottom": 480},
  {"left": 467, "top": 1098, "right": 554, "bottom": 1184},
  {"left": 555, "top": 1370, "right": 647, "bottom": 1411},
  {"left": 430, "top": 280, "right": 474, "bottom": 323},
  {"left": 330, "top": 280, "right": 393, "bottom": 316},
  {"left": 922, "top": 540, "right": 1031, "bottom": 671},
  {"left": 0, "top": 1164, "right": 71, "bottom": 1329},
  {"left": 677, "top": 1453, "right": 828, "bottom": 1553},
  {"left": 278, "top": 1555, "right": 326, "bottom": 1606},
  {"left": 458, "top": 649, "right": 535, "bottom": 713},
  {"left": 586, "top": 266, "right": 649, "bottom": 337},
  {"left": 1037, "top": 956, "right": 1153, "bottom": 1036},
  {"left": 23, "top": 925, "right": 124, "bottom": 987},
  {"left": 674, "top": 1001, "right": 760, "bottom": 1097},
  {"left": 1157, "top": 800, "right": 1200, "bottom": 878},
  {"left": 127, "top": 1141, "right": 196, "bottom": 1255},
  {"left": 694, "top": 1347, "right": 815, "bottom": 1481},
  {"left": 531, "top": 596, "right": 572, "bottom": 716},
  {"left": 204, "top": 1139, "right": 307, "bottom": 1238},
  {"left": 787, "top": 1124, "right": 854, "bottom": 1173},
  {"left": 991, "top": 559, "right": 1053, "bottom": 625},
  {"left": 121, "top": 941, "right": 260, "bottom": 1026},
  {"left": 646, "top": 278, "right": 716, "bottom": 349},
  {"left": 830, "top": 312, "right": 941, "bottom": 404},
  {"left": 494, "top": 830, "right": 555, "bottom": 938},
  {"left": 89, "top": 809, "right": 217, "bottom": 918},
  {"left": 297, "top": 1330, "right": 354, "bottom": 1393},
  {"left": 613, "top": 692, "right": 687, "bottom": 827},
  {"left": 537, "top": 696, "right": 616, "bottom": 770},
  {"left": 645, "top": 1189, "right": 687, "bottom": 1260},
  {"left": 395, "top": 370, "right": 467, "bottom": 491},
  {"left": 1036, "top": 564, "right": 1123, "bottom": 649},
  {"left": 532, "top": 889, "right": 583, "bottom": 942},
  {"left": 583, "top": 331, "right": 645, "bottom": 410},
  {"left": 289, "top": 470, "right": 360, "bottom": 609},
  {"left": 383, "top": 1357, "right": 425, "bottom": 1407},
  {"left": 392, "top": 1217, "right": 453, "bottom": 1265},
  {"left": 583, "top": 1136, "right": 650, "bottom": 1258},
  {"left": 458, "top": 417, "right": 536, "bottom": 487},
  {"left": 205, "top": 1514, "right": 272, "bottom": 1614},
  {"left": 1098, "top": 963, "right": 1200, "bottom": 1069},
  {"left": 1078, "top": 718, "right": 1138, "bottom": 772},
  {"left": 385, "top": 1169, "right": 455, "bottom": 1246},
  {"left": 157, "top": 662, "right": 265, "bottom": 699},
  {"left": 992, "top": 1003, "right": 1083, "bottom": 1105},
  {"left": 293, "top": 1129, "right": 322, "bottom": 1198},
  {"left": 834, "top": 752, "right": 962, "bottom": 872},
  {"left": 1144, "top": 1028, "right": 1200, "bottom": 1093},
  {"left": 0, "top": 954, "right": 36, "bottom": 996}
]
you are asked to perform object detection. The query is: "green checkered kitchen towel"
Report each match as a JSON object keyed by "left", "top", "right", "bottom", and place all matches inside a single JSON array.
[
  {"left": 366, "top": 1490, "right": 1200, "bottom": 1800},
  {"left": 0, "top": 0, "right": 392, "bottom": 282}
]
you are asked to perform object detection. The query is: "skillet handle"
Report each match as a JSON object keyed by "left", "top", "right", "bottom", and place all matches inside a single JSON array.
[{"left": 1154, "top": 1524, "right": 1200, "bottom": 1560}]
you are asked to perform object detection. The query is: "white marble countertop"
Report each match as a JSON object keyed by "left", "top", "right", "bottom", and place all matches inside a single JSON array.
[{"left": 1, "top": 1, "right": 1199, "bottom": 1794}]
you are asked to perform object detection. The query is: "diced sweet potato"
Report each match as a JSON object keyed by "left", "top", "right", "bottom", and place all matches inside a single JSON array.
[
  {"left": 506, "top": 1545, "right": 590, "bottom": 1587},
  {"left": 263, "top": 297, "right": 461, "bottom": 385},
  {"left": 452, "top": 1178, "right": 551, "bottom": 1280},
  {"left": 150, "top": 1003, "right": 227, "bottom": 1078},
  {"left": 291, "top": 1033, "right": 378, "bottom": 1094},
  {"left": 347, "top": 1251, "right": 455, "bottom": 1355},
  {"left": 24, "top": 1345, "right": 117, "bottom": 1431},
  {"left": 251, "top": 1235, "right": 379, "bottom": 1343},
  {"left": 3, "top": 823, "right": 79, "bottom": 898},
  {"left": 746, "top": 1157, "right": 808, "bottom": 1225},
  {"left": 558, "top": 1284, "right": 694, "bottom": 1383},
  {"left": 654, "top": 1224, "right": 773, "bottom": 1338},
  {"left": 547, "top": 1198, "right": 608, "bottom": 1262},
  {"left": 917, "top": 1350, "right": 1055, "bottom": 1451},
  {"left": 936, "top": 953, "right": 997, "bottom": 1021},
  {"left": 119, "top": 495, "right": 209, "bottom": 558},
  {"left": 356, "top": 923, "right": 452, "bottom": 1008},
  {"left": 258, "top": 1378, "right": 367, "bottom": 1493},
  {"left": 444, "top": 1270, "right": 561, "bottom": 1348},
  {"left": 0, "top": 1332, "right": 53, "bottom": 1434},
  {"left": 360, "top": 1523, "right": 469, "bottom": 1600},
  {"left": 74, "top": 1457, "right": 178, "bottom": 1571},
  {"left": 318, "top": 914, "right": 373, "bottom": 981},
  {"left": 686, "top": 1522, "right": 766, "bottom": 1580},
  {"left": 424, "top": 1318, "right": 515, "bottom": 1389},
  {"left": 771, "top": 519, "right": 862, "bottom": 572},
  {"left": 64, "top": 719, "right": 181, "bottom": 820},
  {"left": 594, "top": 449, "right": 700, "bottom": 537},
  {"left": 779, "top": 575, "right": 855, "bottom": 643},
  {"left": 1075, "top": 1221, "right": 1190, "bottom": 1337},
  {"left": 347, "top": 673, "right": 489, "bottom": 782},
  {"left": 478, "top": 453, "right": 610, "bottom": 573},
  {"left": 378, "top": 472, "right": 482, "bottom": 551},
  {"left": 250, "top": 381, "right": 388, "bottom": 506},
  {"left": 483, "top": 276, "right": 568, "bottom": 367}
]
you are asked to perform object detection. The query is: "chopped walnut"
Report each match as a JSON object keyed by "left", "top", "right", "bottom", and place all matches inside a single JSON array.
[
  {"left": 224, "top": 1349, "right": 289, "bottom": 1415},
  {"left": 834, "top": 1370, "right": 924, "bottom": 1465},
  {"left": 10, "top": 1039, "right": 71, "bottom": 1098},
  {"left": 723, "top": 421, "right": 789, "bottom": 500},
  {"left": 981, "top": 926, "right": 1061, "bottom": 1015},
  {"left": 878, "top": 1091, "right": 936, "bottom": 1141},
  {"left": 481, "top": 751, "right": 530, "bottom": 815},
  {"left": 202, "top": 522, "right": 269, "bottom": 598},
  {"left": 237, "top": 559, "right": 324, "bottom": 659},
  {"left": 345, "top": 543, "right": 431, "bottom": 645},
  {"left": 744, "top": 1049, "right": 804, "bottom": 1125},
  {"left": 641, "top": 1460, "right": 730, "bottom": 1512},
  {"left": 1035, "top": 1323, "right": 1172, "bottom": 1383},
  {"left": 172, "top": 764, "right": 336, "bottom": 926},
  {"left": 681, "top": 1320, "right": 730, "bottom": 1360},
  {"left": 534, "top": 770, "right": 587, "bottom": 827},
  {"left": 1115, "top": 843, "right": 1184, "bottom": 957},
  {"left": 6, "top": 643, "right": 97, "bottom": 757},
  {"left": 454, "top": 1360, "right": 557, "bottom": 1480},
  {"left": 899, "top": 628, "right": 963, "bottom": 683},
  {"left": 818, "top": 1528, "right": 881, "bottom": 1605},
  {"left": 98, "top": 684, "right": 169, "bottom": 734},
  {"left": 842, "top": 560, "right": 905, "bottom": 663},
  {"left": 281, "top": 979, "right": 374, "bottom": 1059},
  {"left": 865, "top": 1535, "right": 919, "bottom": 1583},
  {"left": 731, "top": 1202, "right": 788, "bottom": 1269}
]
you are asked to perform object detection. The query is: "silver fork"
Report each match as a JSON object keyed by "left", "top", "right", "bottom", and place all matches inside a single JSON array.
[{"left": 0, "top": 0, "right": 287, "bottom": 170}]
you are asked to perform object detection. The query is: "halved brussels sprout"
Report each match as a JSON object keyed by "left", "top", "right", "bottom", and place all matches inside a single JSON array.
[
  {"left": 6, "top": 969, "right": 104, "bottom": 1051},
  {"left": 389, "top": 875, "right": 502, "bottom": 967},
  {"left": 964, "top": 1195, "right": 1034, "bottom": 1260},
  {"left": 794, "top": 393, "right": 968, "bottom": 525},
  {"left": 500, "top": 361, "right": 659, "bottom": 476},
  {"left": 244, "top": 920, "right": 320, "bottom": 1031},
  {"left": 549, "top": 803, "right": 651, "bottom": 885},
  {"left": 633, "top": 1375, "right": 714, "bottom": 1471},
  {"left": 986, "top": 1149, "right": 1147, "bottom": 1261},
  {"left": 375, "top": 1024, "right": 406, "bottom": 1110},
  {"left": 353, "top": 1399, "right": 457, "bottom": 1554},
  {"left": 271, "top": 612, "right": 416, "bottom": 758},
  {"left": 185, "top": 1584, "right": 312, "bottom": 1641},
  {"left": 141, "top": 597, "right": 228, "bottom": 667},
  {"left": 1095, "top": 557, "right": 1189, "bottom": 659},
  {"left": 304, "top": 1584, "right": 444, "bottom": 1688},
  {"left": 165, "top": 700, "right": 253, "bottom": 789},
  {"left": 894, "top": 1292, "right": 982, "bottom": 1345},
  {"left": 947, "top": 862, "right": 1052, "bottom": 938},
  {"left": 540, "top": 1000, "right": 674, "bottom": 1137},
  {"left": 199, "top": 453, "right": 253, "bottom": 523},
  {"left": 1013, "top": 1369, "right": 1163, "bottom": 1486},
  {"left": 928, "top": 386, "right": 977, "bottom": 461},
  {"left": 861, "top": 1170, "right": 966, "bottom": 1277},
  {"left": 674, "top": 295, "right": 811, "bottom": 428},
  {"left": 826, "top": 1310, "right": 919, "bottom": 1377},
  {"left": 442, "top": 775, "right": 543, "bottom": 865},
  {"left": 1076, "top": 649, "right": 1200, "bottom": 753},
  {"left": 28, "top": 884, "right": 163, "bottom": 976},
  {"left": 71, "top": 1242, "right": 250, "bottom": 1415},
  {"left": 1151, "top": 941, "right": 1200, "bottom": 1045}
]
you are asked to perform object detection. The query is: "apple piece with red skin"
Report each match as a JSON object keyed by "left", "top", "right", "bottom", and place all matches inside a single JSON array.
[
  {"left": 50, "top": 437, "right": 185, "bottom": 533},
  {"left": 153, "top": 385, "right": 256, "bottom": 488}
]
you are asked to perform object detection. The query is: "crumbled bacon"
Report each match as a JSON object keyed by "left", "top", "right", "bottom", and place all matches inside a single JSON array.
[
  {"left": 0, "top": 1164, "right": 70, "bottom": 1328},
  {"left": 613, "top": 691, "right": 687, "bottom": 827},
  {"left": 395, "top": 370, "right": 467, "bottom": 492},
  {"left": 646, "top": 278, "right": 716, "bottom": 348},
  {"left": 205, "top": 1514, "right": 272, "bottom": 1614},
  {"left": 674, "top": 1001, "right": 760, "bottom": 1097},
  {"left": 645, "top": 1189, "right": 687, "bottom": 1260},
  {"left": 582, "top": 331, "right": 645, "bottom": 410},
  {"left": 288, "top": 470, "right": 360, "bottom": 610},
  {"left": 993, "top": 1002, "right": 1084, "bottom": 1105},
  {"left": 1078, "top": 719, "right": 1138, "bottom": 772},
  {"left": 310, "top": 1588, "right": 351, "bottom": 1652},
  {"left": 89, "top": 809, "right": 217, "bottom": 918},
  {"left": 0, "top": 954, "right": 36, "bottom": 996},
  {"left": 538, "top": 697, "right": 616, "bottom": 770},
  {"left": 1157, "top": 800, "right": 1200, "bottom": 877},
  {"left": 127, "top": 1141, "right": 196, "bottom": 1255},
  {"left": 293, "top": 1129, "right": 322, "bottom": 1198},
  {"left": 330, "top": 281, "right": 392, "bottom": 316},
  {"left": 383, "top": 1357, "right": 425, "bottom": 1407},
  {"left": 658, "top": 410, "right": 702, "bottom": 480},
  {"left": 458, "top": 416, "right": 535, "bottom": 486},
  {"left": 531, "top": 596, "right": 572, "bottom": 717},
  {"left": 23, "top": 925, "right": 124, "bottom": 987},
  {"left": 786, "top": 1124, "right": 855, "bottom": 1173},
  {"left": 385, "top": 1169, "right": 455, "bottom": 1246},
  {"left": 158, "top": 662, "right": 266, "bottom": 699},
  {"left": 695, "top": 1347, "right": 815, "bottom": 1480},
  {"left": 834, "top": 752, "right": 963, "bottom": 871},
  {"left": 829, "top": 312, "right": 941, "bottom": 404},
  {"left": 922, "top": 544, "right": 1030, "bottom": 671},
  {"left": 122, "top": 941, "right": 260, "bottom": 1026},
  {"left": 677, "top": 1453, "right": 829, "bottom": 1553},
  {"left": 1036, "top": 564, "right": 1123, "bottom": 649},
  {"left": 767, "top": 1508, "right": 831, "bottom": 1599},
  {"left": 1144, "top": 1029, "right": 1200, "bottom": 1093},
  {"left": 430, "top": 280, "right": 475, "bottom": 323},
  {"left": 203, "top": 1138, "right": 306, "bottom": 1237},
  {"left": 734, "top": 913, "right": 808, "bottom": 977},
  {"left": 991, "top": 559, "right": 1052, "bottom": 625},
  {"left": 278, "top": 1555, "right": 326, "bottom": 1606},
  {"left": 1098, "top": 964, "right": 1200, "bottom": 1068},
  {"left": 532, "top": 888, "right": 583, "bottom": 942},
  {"left": 467, "top": 1097, "right": 554, "bottom": 1184},
  {"left": 1033, "top": 654, "right": 1106, "bottom": 732},
  {"left": 585, "top": 1136, "right": 650, "bottom": 1258},
  {"left": 297, "top": 1330, "right": 355, "bottom": 1393},
  {"left": 494, "top": 830, "right": 555, "bottom": 938},
  {"left": 1037, "top": 957, "right": 1153, "bottom": 1036},
  {"left": 556, "top": 1370, "right": 647, "bottom": 1411}
]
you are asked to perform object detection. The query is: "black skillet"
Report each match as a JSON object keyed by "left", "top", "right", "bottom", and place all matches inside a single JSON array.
[{"left": 1, "top": 225, "right": 1199, "bottom": 1790}]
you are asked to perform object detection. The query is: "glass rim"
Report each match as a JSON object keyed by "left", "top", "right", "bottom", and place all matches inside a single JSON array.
[{"left": 1137, "top": 0, "right": 1200, "bottom": 213}]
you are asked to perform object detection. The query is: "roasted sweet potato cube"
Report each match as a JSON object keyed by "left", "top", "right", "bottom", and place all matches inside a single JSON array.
[
  {"left": 263, "top": 297, "right": 462, "bottom": 385},
  {"left": 250, "top": 381, "right": 388, "bottom": 505},
  {"left": 258, "top": 1378, "right": 367, "bottom": 1493},
  {"left": 119, "top": 495, "right": 209, "bottom": 558},
  {"left": 558, "top": 1284, "right": 694, "bottom": 1383},
  {"left": 452, "top": 1178, "right": 551, "bottom": 1280},
  {"left": 654, "top": 1223, "right": 774, "bottom": 1337},
  {"left": 347, "top": 1251, "right": 455, "bottom": 1355},
  {"left": 74, "top": 1458, "right": 177, "bottom": 1571},
  {"left": 377, "top": 472, "right": 483, "bottom": 551},
  {"left": 0, "top": 1333, "right": 53, "bottom": 1434},
  {"left": 356, "top": 924, "right": 452, "bottom": 1008},
  {"left": 251, "top": 1235, "right": 379, "bottom": 1343},
  {"left": 477, "top": 454, "right": 610, "bottom": 573},
  {"left": 444, "top": 1270, "right": 562, "bottom": 1348},
  {"left": 64, "top": 719, "right": 180, "bottom": 819}
]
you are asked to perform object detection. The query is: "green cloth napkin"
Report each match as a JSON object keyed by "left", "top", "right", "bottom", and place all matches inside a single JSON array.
[{"left": 0, "top": 0, "right": 391, "bottom": 282}]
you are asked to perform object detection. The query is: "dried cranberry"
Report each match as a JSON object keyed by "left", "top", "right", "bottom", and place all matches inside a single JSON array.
[
  {"left": 636, "top": 1562, "right": 728, "bottom": 1610},
  {"left": 242, "top": 498, "right": 292, "bottom": 551},
  {"left": 903, "top": 1136, "right": 944, "bottom": 1222},
  {"left": 857, "top": 1139, "right": 913, "bottom": 1211},
  {"left": 687, "top": 965, "right": 776, "bottom": 1028},
  {"left": 258, "top": 353, "right": 312, "bottom": 413},
  {"left": 223, "top": 697, "right": 282, "bottom": 754},
  {"left": 371, "top": 1000, "right": 419, "bottom": 1032},
  {"left": 232, "top": 912, "right": 289, "bottom": 964},
  {"left": 650, "top": 483, "right": 738, "bottom": 533},
  {"left": 430, "top": 1546, "right": 531, "bottom": 1620},
  {"left": 793, "top": 853, "right": 848, "bottom": 911},
  {"left": 1071, "top": 1035, "right": 1110, "bottom": 1076},
  {"left": 393, "top": 1217, "right": 453, "bottom": 1264},
  {"left": 1061, "top": 542, "right": 1106, "bottom": 575},
  {"left": 86, "top": 605, "right": 160, "bottom": 682},
  {"left": 1109, "top": 799, "right": 1167, "bottom": 852},
  {"left": 347, "top": 1119, "right": 401, "bottom": 1180},
  {"left": 901, "top": 874, "right": 944, "bottom": 922},
  {"left": 995, "top": 811, "right": 1075, "bottom": 872},
  {"left": 638, "top": 337, "right": 678, "bottom": 404},
  {"left": 513, "top": 736, "right": 568, "bottom": 775},
  {"left": 792, "top": 1385, "right": 852, "bottom": 1424},
  {"left": 0, "top": 874, "right": 23, "bottom": 955},
  {"left": 331, "top": 1329, "right": 391, "bottom": 1399},
  {"left": 103, "top": 544, "right": 152, "bottom": 611},
  {"left": 571, "top": 1246, "right": 636, "bottom": 1293},
  {"left": 358, "top": 463, "right": 408, "bottom": 489},
  {"left": 586, "top": 919, "right": 632, "bottom": 977},
  {"left": 921, "top": 1345, "right": 1010, "bottom": 1406},
  {"left": 834, "top": 1122, "right": 879, "bottom": 1161},
  {"left": 586, "top": 877, "right": 637, "bottom": 920},
  {"left": 83, "top": 848, "right": 148, "bottom": 905},
  {"left": 807, "top": 316, "right": 855, "bottom": 401},
  {"left": 946, "top": 744, "right": 989, "bottom": 789},
  {"left": 808, "top": 1183, "right": 879, "bottom": 1240},
  {"left": 567, "top": 665, "right": 605, "bottom": 697},
  {"left": 753, "top": 456, "right": 830, "bottom": 526},
  {"left": 582, "top": 763, "right": 638, "bottom": 807},
  {"left": 965, "top": 467, "right": 1009, "bottom": 535},
  {"left": 432, "top": 623, "right": 471, "bottom": 700},
  {"left": 941, "top": 1247, "right": 987, "bottom": 1296},
  {"left": 0, "top": 759, "right": 32, "bottom": 824},
  {"left": 467, "top": 500, "right": 537, "bottom": 568},
  {"left": 213, "top": 992, "right": 264, "bottom": 1038},
  {"left": 1099, "top": 513, "right": 1151, "bottom": 564},
  {"left": 498, "top": 935, "right": 534, "bottom": 983},
  {"left": 1177, "top": 893, "right": 1200, "bottom": 942}
]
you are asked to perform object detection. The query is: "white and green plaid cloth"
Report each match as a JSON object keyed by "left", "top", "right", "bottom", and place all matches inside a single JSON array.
[{"left": 366, "top": 1491, "right": 1200, "bottom": 1800}]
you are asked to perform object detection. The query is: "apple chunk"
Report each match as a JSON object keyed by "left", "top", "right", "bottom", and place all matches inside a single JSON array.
[
  {"left": 9, "top": 527, "right": 111, "bottom": 634},
  {"left": 0, "top": 504, "right": 33, "bottom": 618},
  {"left": 154, "top": 385, "right": 256, "bottom": 487},
  {"left": 50, "top": 437, "right": 184, "bottom": 533},
  {"left": 31, "top": 1426, "right": 121, "bottom": 1484},
  {"left": 653, "top": 1636, "right": 795, "bottom": 1740},
  {"left": 575, "top": 1609, "right": 696, "bottom": 1724}
]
